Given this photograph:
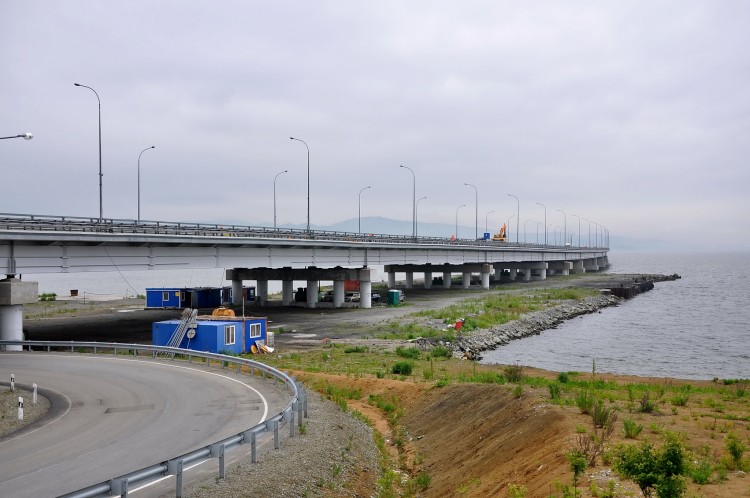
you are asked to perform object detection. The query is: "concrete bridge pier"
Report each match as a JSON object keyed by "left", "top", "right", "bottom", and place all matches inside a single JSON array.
[
  {"left": 508, "top": 268, "right": 517, "bottom": 281},
  {"left": 387, "top": 271, "right": 396, "bottom": 289},
  {"left": 305, "top": 279, "right": 318, "bottom": 308},
  {"left": 442, "top": 271, "right": 452, "bottom": 289},
  {"left": 333, "top": 280, "right": 345, "bottom": 308},
  {"left": 359, "top": 269, "right": 372, "bottom": 309},
  {"left": 583, "top": 258, "right": 599, "bottom": 271},
  {"left": 481, "top": 265, "right": 491, "bottom": 289},
  {"left": 282, "top": 280, "right": 294, "bottom": 305},
  {"left": 462, "top": 271, "right": 471, "bottom": 289},
  {"left": 0, "top": 277, "right": 38, "bottom": 351},
  {"left": 548, "top": 261, "right": 573, "bottom": 276},
  {"left": 257, "top": 280, "right": 269, "bottom": 306},
  {"left": 231, "top": 278, "right": 243, "bottom": 306},
  {"left": 405, "top": 272, "right": 414, "bottom": 289},
  {"left": 571, "top": 260, "right": 586, "bottom": 274},
  {"left": 424, "top": 271, "right": 432, "bottom": 289}
]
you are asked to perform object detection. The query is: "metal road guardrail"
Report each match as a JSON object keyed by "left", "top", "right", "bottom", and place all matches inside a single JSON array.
[
  {"left": 0, "top": 212, "right": 607, "bottom": 249},
  {"left": 0, "top": 341, "right": 307, "bottom": 498}
]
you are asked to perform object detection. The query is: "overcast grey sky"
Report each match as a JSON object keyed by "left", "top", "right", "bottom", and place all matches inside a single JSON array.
[{"left": 2, "top": 1, "right": 749, "bottom": 249}]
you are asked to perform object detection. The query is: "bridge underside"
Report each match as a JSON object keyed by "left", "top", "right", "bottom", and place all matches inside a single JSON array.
[{"left": 0, "top": 235, "right": 608, "bottom": 344}]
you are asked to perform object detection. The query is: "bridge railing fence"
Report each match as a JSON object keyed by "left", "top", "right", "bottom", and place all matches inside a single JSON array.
[
  {"left": 0, "top": 340, "right": 307, "bottom": 498},
  {"left": 0, "top": 212, "right": 607, "bottom": 249}
]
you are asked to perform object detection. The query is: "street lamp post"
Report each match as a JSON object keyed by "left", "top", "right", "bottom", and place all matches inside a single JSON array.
[
  {"left": 416, "top": 196, "right": 427, "bottom": 238},
  {"left": 571, "top": 214, "right": 581, "bottom": 247},
  {"left": 465, "top": 183, "right": 478, "bottom": 240},
  {"left": 508, "top": 194, "right": 519, "bottom": 243},
  {"left": 536, "top": 202, "right": 547, "bottom": 245},
  {"left": 557, "top": 209, "right": 567, "bottom": 245},
  {"left": 485, "top": 210, "right": 495, "bottom": 234},
  {"left": 0, "top": 133, "right": 33, "bottom": 140},
  {"left": 358, "top": 185, "right": 371, "bottom": 234},
  {"left": 400, "top": 165, "right": 416, "bottom": 238},
  {"left": 583, "top": 218, "right": 592, "bottom": 247},
  {"left": 74, "top": 82, "right": 103, "bottom": 221},
  {"left": 455, "top": 204, "right": 466, "bottom": 239},
  {"left": 273, "top": 169, "right": 288, "bottom": 229},
  {"left": 289, "top": 137, "right": 310, "bottom": 233},
  {"left": 137, "top": 145, "right": 155, "bottom": 221},
  {"left": 524, "top": 218, "right": 532, "bottom": 244}
]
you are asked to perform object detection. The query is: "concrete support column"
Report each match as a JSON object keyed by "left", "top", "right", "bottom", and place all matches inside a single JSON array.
[
  {"left": 257, "top": 280, "right": 269, "bottom": 306},
  {"left": 509, "top": 268, "right": 517, "bottom": 281},
  {"left": 359, "top": 280, "right": 372, "bottom": 309},
  {"left": 522, "top": 269, "right": 531, "bottom": 282},
  {"left": 333, "top": 281, "right": 345, "bottom": 308},
  {"left": 281, "top": 280, "right": 294, "bottom": 305},
  {"left": 232, "top": 278, "right": 243, "bottom": 306},
  {"left": 442, "top": 271, "right": 451, "bottom": 289},
  {"left": 462, "top": 272, "right": 471, "bottom": 289},
  {"left": 571, "top": 260, "right": 586, "bottom": 274},
  {"left": 405, "top": 272, "right": 414, "bottom": 289},
  {"left": 424, "top": 271, "right": 432, "bottom": 289},
  {"left": 0, "top": 278, "right": 38, "bottom": 352},
  {"left": 0, "top": 305, "right": 23, "bottom": 351},
  {"left": 387, "top": 272, "right": 396, "bottom": 289},
  {"left": 481, "top": 264, "right": 491, "bottom": 290},
  {"left": 306, "top": 280, "right": 318, "bottom": 309}
]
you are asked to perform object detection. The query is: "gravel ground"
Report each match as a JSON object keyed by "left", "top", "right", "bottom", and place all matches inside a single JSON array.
[
  {"left": 0, "top": 385, "right": 50, "bottom": 438},
  {"left": 179, "top": 389, "right": 379, "bottom": 498}
]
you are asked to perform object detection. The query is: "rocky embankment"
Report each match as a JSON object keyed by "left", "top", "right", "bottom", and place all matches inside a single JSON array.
[{"left": 454, "top": 274, "right": 681, "bottom": 360}]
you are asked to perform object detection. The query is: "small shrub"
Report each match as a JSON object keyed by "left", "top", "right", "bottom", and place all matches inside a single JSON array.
[
  {"left": 415, "top": 472, "right": 431, "bottom": 490},
  {"left": 435, "top": 378, "right": 449, "bottom": 388},
  {"left": 392, "top": 361, "right": 413, "bottom": 376},
  {"left": 38, "top": 292, "right": 57, "bottom": 302},
  {"left": 431, "top": 345, "right": 452, "bottom": 358},
  {"left": 637, "top": 391, "right": 657, "bottom": 413},
  {"left": 507, "top": 483, "right": 527, "bottom": 498},
  {"left": 504, "top": 363, "right": 524, "bottom": 383},
  {"left": 395, "top": 346, "right": 421, "bottom": 359},
  {"left": 591, "top": 400, "right": 617, "bottom": 429},
  {"left": 557, "top": 371, "right": 570, "bottom": 383},
  {"left": 568, "top": 449, "right": 588, "bottom": 493},
  {"left": 688, "top": 459, "right": 712, "bottom": 484},
  {"left": 549, "top": 382, "right": 562, "bottom": 400},
  {"left": 344, "top": 345, "right": 367, "bottom": 353},
  {"left": 622, "top": 418, "right": 643, "bottom": 439},
  {"left": 576, "top": 390, "right": 596, "bottom": 414},
  {"left": 725, "top": 432, "right": 746, "bottom": 467},
  {"left": 671, "top": 386, "right": 691, "bottom": 407},
  {"left": 512, "top": 385, "right": 523, "bottom": 398},
  {"left": 375, "top": 371, "right": 385, "bottom": 379}
]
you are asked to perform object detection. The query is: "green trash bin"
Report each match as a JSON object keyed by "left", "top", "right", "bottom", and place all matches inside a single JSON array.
[{"left": 387, "top": 289, "right": 400, "bottom": 305}]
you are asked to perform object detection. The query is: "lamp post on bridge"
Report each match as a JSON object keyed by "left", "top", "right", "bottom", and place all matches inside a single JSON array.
[
  {"left": 400, "top": 165, "right": 416, "bottom": 238},
  {"left": 74, "top": 82, "right": 103, "bottom": 222},
  {"left": 485, "top": 210, "right": 495, "bottom": 234},
  {"left": 358, "top": 185, "right": 371, "bottom": 234},
  {"left": 557, "top": 209, "right": 567, "bottom": 246},
  {"left": 508, "top": 194, "right": 519, "bottom": 243},
  {"left": 273, "top": 169, "right": 288, "bottom": 229},
  {"left": 465, "top": 183, "right": 478, "bottom": 240},
  {"left": 571, "top": 214, "right": 581, "bottom": 247},
  {"left": 455, "top": 204, "right": 465, "bottom": 239},
  {"left": 0, "top": 133, "right": 33, "bottom": 140},
  {"left": 137, "top": 145, "right": 156, "bottom": 222},
  {"left": 416, "top": 196, "right": 427, "bottom": 238},
  {"left": 289, "top": 137, "right": 310, "bottom": 234},
  {"left": 536, "top": 202, "right": 547, "bottom": 245}
]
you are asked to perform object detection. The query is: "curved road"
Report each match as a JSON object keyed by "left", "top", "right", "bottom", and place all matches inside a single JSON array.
[{"left": 0, "top": 353, "right": 289, "bottom": 497}]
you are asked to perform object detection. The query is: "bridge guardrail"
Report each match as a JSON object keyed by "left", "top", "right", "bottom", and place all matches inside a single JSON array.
[
  {"left": 0, "top": 341, "right": 307, "bottom": 498},
  {"left": 0, "top": 212, "right": 607, "bottom": 249}
]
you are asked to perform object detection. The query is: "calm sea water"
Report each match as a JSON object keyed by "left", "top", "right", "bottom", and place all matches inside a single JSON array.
[
  {"left": 480, "top": 251, "right": 750, "bottom": 380},
  {"left": 21, "top": 252, "right": 749, "bottom": 380}
]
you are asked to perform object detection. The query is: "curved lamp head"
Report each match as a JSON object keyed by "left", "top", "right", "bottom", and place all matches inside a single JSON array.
[{"left": 23, "top": 133, "right": 33, "bottom": 140}]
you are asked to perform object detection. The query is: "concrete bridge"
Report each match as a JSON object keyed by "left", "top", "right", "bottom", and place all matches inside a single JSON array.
[{"left": 0, "top": 213, "right": 609, "bottom": 347}]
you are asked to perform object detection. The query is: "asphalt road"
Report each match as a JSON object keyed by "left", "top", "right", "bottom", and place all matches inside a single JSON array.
[{"left": 0, "top": 354, "right": 289, "bottom": 498}]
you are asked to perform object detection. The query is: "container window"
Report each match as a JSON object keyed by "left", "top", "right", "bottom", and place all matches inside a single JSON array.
[
  {"left": 225, "top": 325, "right": 236, "bottom": 345},
  {"left": 162, "top": 292, "right": 170, "bottom": 301},
  {"left": 249, "top": 323, "right": 261, "bottom": 338}
]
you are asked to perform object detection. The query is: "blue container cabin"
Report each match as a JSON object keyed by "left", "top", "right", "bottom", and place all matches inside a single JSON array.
[
  {"left": 187, "top": 287, "right": 223, "bottom": 308},
  {"left": 152, "top": 316, "right": 267, "bottom": 355},
  {"left": 221, "top": 286, "right": 256, "bottom": 304},
  {"left": 145, "top": 288, "right": 183, "bottom": 309}
]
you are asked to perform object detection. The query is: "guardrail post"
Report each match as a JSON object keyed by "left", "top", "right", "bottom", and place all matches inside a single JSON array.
[
  {"left": 289, "top": 404, "right": 297, "bottom": 437},
  {"left": 167, "top": 459, "right": 184, "bottom": 497},
  {"left": 244, "top": 429, "right": 259, "bottom": 463},
  {"left": 210, "top": 443, "right": 226, "bottom": 478},
  {"left": 297, "top": 383, "right": 308, "bottom": 418},
  {"left": 270, "top": 420, "right": 279, "bottom": 449},
  {"left": 111, "top": 477, "right": 128, "bottom": 497}
]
